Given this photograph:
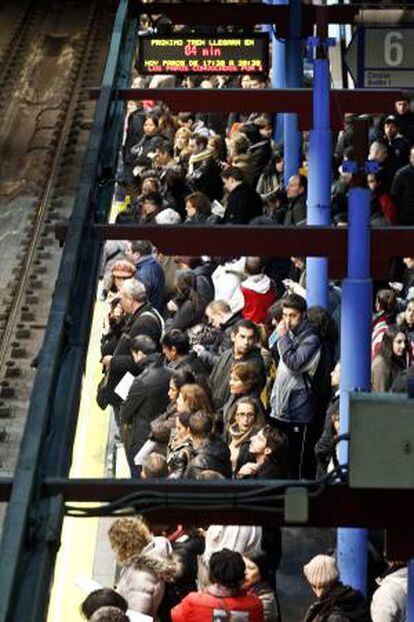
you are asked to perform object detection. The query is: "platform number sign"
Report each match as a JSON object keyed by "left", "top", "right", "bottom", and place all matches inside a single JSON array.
[
  {"left": 345, "top": 27, "right": 414, "bottom": 88},
  {"left": 384, "top": 32, "right": 404, "bottom": 67}
]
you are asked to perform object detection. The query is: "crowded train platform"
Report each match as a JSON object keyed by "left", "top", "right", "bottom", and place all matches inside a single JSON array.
[{"left": 0, "top": 2, "right": 413, "bottom": 622}]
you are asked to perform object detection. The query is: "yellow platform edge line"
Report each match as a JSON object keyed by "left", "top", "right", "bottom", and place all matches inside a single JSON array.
[{"left": 47, "top": 298, "right": 110, "bottom": 622}]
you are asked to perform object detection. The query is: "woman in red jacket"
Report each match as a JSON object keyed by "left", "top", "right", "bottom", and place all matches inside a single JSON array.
[{"left": 171, "top": 549, "right": 264, "bottom": 622}]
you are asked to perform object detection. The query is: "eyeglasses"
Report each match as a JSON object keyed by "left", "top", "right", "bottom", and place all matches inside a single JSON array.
[{"left": 237, "top": 412, "right": 255, "bottom": 419}]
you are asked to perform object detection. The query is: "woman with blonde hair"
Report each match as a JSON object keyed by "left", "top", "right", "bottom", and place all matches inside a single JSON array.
[
  {"left": 174, "top": 126, "right": 192, "bottom": 166},
  {"left": 108, "top": 517, "right": 174, "bottom": 619}
]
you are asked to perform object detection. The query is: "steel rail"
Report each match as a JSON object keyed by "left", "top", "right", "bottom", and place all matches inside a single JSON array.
[
  {"left": 0, "top": 1, "right": 99, "bottom": 376},
  {"left": 0, "top": 1, "right": 36, "bottom": 80}
]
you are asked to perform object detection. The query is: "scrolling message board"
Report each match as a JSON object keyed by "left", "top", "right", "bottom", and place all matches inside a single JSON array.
[{"left": 138, "top": 34, "right": 269, "bottom": 75}]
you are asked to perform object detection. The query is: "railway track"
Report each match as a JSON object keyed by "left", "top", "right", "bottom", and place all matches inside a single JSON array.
[
  {"left": 0, "top": 1, "right": 35, "bottom": 77},
  {"left": 0, "top": 0, "right": 116, "bottom": 475}
]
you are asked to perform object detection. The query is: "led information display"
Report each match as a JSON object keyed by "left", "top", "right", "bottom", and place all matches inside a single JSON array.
[{"left": 138, "top": 34, "right": 269, "bottom": 75}]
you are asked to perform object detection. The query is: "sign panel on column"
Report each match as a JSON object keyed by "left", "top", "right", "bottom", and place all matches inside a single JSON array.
[{"left": 345, "top": 26, "right": 414, "bottom": 88}]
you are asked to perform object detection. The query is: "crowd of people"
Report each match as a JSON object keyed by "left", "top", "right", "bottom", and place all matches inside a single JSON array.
[
  {"left": 81, "top": 523, "right": 408, "bottom": 622},
  {"left": 83, "top": 20, "right": 414, "bottom": 622}
]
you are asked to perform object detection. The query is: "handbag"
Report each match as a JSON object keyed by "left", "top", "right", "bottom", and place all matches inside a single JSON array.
[{"left": 96, "top": 370, "right": 110, "bottom": 410}]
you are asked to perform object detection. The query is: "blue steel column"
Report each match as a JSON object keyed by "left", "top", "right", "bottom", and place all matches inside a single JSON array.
[
  {"left": 283, "top": 0, "right": 302, "bottom": 185},
  {"left": 306, "top": 41, "right": 332, "bottom": 310},
  {"left": 337, "top": 186, "right": 372, "bottom": 595}
]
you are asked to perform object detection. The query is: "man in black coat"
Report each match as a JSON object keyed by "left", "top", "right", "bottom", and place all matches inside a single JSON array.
[
  {"left": 222, "top": 166, "right": 263, "bottom": 224},
  {"left": 235, "top": 424, "right": 290, "bottom": 479},
  {"left": 113, "top": 278, "right": 164, "bottom": 355},
  {"left": 393, "top": 97, "right": 414, "bottom": 144},
  {"left": 186, "top": 133, "right": 223, "bottom": 201},
  {"left": 162, "top": 329, "right": 208, "bottom": 382},
  {"left": 391, "top": 146, "right": 414, "bottom": 225},
  {"left": 209, "top": 319, "right": 266, "bottom": 410},
  {"left": 119, "top": 335, "right": 171, "bottom": 477},
  {"left": 382, "top": 116, "right": 410, "bottom": 171},
  {"left": 283, "top": 174, "right": 308, "bottom": 225}
]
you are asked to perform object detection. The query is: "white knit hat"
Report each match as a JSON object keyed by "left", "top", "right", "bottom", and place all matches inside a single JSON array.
[
  {"left": 155, "top": 207, "right": 181, "bottom": 225},
  {"left": 303, "top": 555, "right": 339, "bottom": 587},
  {"left": 155, "top": 208, "right": 181, "bottom": 225}
]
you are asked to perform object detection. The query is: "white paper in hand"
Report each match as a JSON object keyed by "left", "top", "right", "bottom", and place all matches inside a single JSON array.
[
  {"left": 114, "top": 372, "right": 135, "bottom": 401},
  {"left": 211, "top": 200, "right": 225, "bottom": 217},
  {"left": 127, "top": 610, "right": 153, "bottom": 622},
  {"left": 134, "top": 439, "right": 156, "bottom": 466}
]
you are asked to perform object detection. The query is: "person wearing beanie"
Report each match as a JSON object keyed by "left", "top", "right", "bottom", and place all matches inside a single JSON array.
[{"left": 303, "top": 555, "right": 371, "bottom": 622}]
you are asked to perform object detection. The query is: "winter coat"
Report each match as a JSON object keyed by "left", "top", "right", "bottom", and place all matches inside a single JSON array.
[
  {"left": 386, "top": 135, "right": 410, "bottom": 171},
  {"left": 116, "top": 540, "right": 174, "bottom": 619},
  {"left": 200, "top": 525, "right": 263, "bottom": 583},
  {"left": 223, "top": 182, "right": 263, "bottom": 224},
  {"left": 212, "top": 257, "right": 246, "bottom": 314},
  {"left": 210, "top": 346, "right": 267, "bottom": 410},
  {"left": 169, "top": 297, "right": 205, "bottom": 332},
  {"left": 371, "top": 312, "right": 393, "bottom": 361},
  {"left": 394, "top": 110, "right": 414, "bottom": 143},
  {"left": 104, "top": 355, "right": 145, "bottom": 409},
  {"left": 167, "top": 351, "right": 209, "bottom": 383},
  {"left": 240, "top": 274, "right": 277, "bottom": 324},
  {"left": 304, "top": 583, "right": 370, "bottom": 622},
  {"left": 371, "top": 355, "right": 407, "bottom": 392},
  {"left": 186, "top": 150, "right": 223, "bottom": 201},
  {"left": 242, "top": 123, "right": 272, "bottom": 186},
  {"left": 100, "top": 240, "right": 129, "bottom": 280},
  {"left": 136, "top": 255, "right": 165, "bottom": 312},
  {"left": 283, "top": 193, "right": 307, "bottom": 226},
  {"left": 115, "top": 302, "right": 164, "bottom": 355},
  {"left": 158, "top": 543, "right": 201, "bottom": 621},
  {"left": 232, "top": 152, "right": 255, "bottom": 185},
  {"left": 131, "top": 133, "right": 164, "bottom": 169},
  {"left": 270, "top": 317, "right": 321, "bottom": 424},
  {"left": 227, "top": 420, "right": 260, "bottom": 473},
  {"left": 185, "top": 436, "right": 232, "bottom": 479},
  {"left": 371, "top": 190, "right": 397, "bottom": 225},
  {"left": 167, "top": 436, "right": 193, "bottom": 479},
  {"left": 185, "top": 212, "right": 221, "bottom": 225},
  {"left": 171, "top": 584, "right": 264, "bottom": 622},
  {"left": 196, "top": 312, "right": 244, "bottom": 371},
  {"left": 251, "top": 457, "right": 290, "bottom": 480},
  {"left": 315, "top": 397, "right": 339, "bottom": 477},
  {"left": 248, "top": 583, "right": 279, "bottom": 622},
  {"left": 193, "top": 263, "right": 215, "bottom": 305},
  {"left": 371, "top": 567, "right": 407, "bottom": 622},
  {"left": 119, "top": 354, "right": 171, "bottom": 457},
  {"left": 391, "top": 163, "right": 414, "bottom": 225}
]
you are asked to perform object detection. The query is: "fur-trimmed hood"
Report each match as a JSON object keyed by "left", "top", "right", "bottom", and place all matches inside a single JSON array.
[
  {"left": 123, "top": 553, "right": 176, "bottom": 582},
  {"left": 116, "top": 545, "right": 175, "bottom": 617}
]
